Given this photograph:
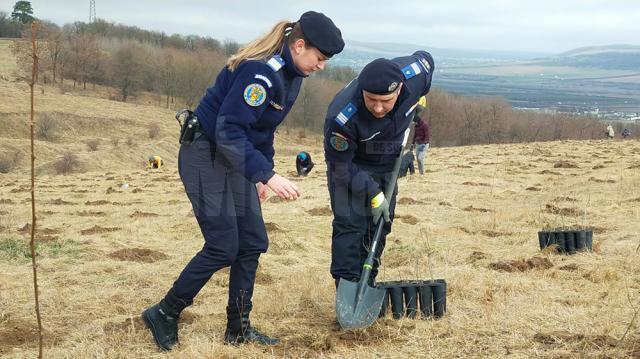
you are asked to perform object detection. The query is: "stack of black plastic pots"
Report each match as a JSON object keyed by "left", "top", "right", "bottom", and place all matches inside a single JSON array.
[
  {"left": 538, "top": 228, "right": 593, "bottom": 254},
  {"left": 377, "top": 280, "right": 446, "bottom": 319}
]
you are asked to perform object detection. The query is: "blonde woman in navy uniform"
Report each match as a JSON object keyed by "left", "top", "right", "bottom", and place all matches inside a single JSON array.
[
  {"left": 324, "top": 53, "right": 435, "bottom": 289},
  {"left": 142, "top": 11, "right": 344, "bottom": 350}
]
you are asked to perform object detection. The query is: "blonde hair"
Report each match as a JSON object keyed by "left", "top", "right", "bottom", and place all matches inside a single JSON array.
[{"left": 227, "top": 20, "right": 304, "bottom": 71}]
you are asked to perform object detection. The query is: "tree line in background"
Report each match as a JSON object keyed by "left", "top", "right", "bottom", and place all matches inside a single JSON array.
[{"left": 1, "top": 5, "right": 637, "bottom": 147}]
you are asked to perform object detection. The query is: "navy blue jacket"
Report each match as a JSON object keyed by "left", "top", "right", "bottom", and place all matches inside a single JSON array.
[
  {"left": 195, "top": 46, "right": 303, "bottom": 184},
  {"left": 324, "top": 51, "right": 435, "bottom": 199}
]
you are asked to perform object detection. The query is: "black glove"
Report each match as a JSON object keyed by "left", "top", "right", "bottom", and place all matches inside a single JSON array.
[{"left": 371, "top": 192, "right": 390, "bottom": 224}]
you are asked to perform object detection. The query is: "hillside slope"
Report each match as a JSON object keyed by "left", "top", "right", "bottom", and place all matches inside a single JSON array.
[{"left": 1, "top": 40, "right": 640, "bottom": 358}]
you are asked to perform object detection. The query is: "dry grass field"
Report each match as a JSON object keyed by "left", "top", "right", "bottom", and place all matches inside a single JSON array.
[{"left": 1, "top": 41, "right": 640, "bottom": 358}]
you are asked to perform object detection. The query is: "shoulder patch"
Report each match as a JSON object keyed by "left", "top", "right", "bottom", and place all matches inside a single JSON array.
[
  {"left": 329, "top": 132, "right": 349, "bottom": 151},
  {"left": 418, "top": 57, "right": 431, "bottom": 73},
  {"left": 267, "top": 55, "right": 285, "bottom": 72},
  {"left": 334, "top": 102, "right": 357, "bottom": 127},
  {"left": 401, "top": 62, "right": 422, "bottom": 80},
  {"left": 254, "top": 74, "right": 272, "bottom": 88},
  {"left": 243, "top": 83, "right": 267, "bottom": 107}
]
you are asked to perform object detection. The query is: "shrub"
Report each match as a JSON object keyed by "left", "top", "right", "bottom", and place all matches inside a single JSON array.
[
  {"left": 37, "top": 113, "right": 58, "bottom": 141},
  {"left": 0, "top": 151, "right": 24, "bottom": 173},
  {"left": 54, "top": 152, "right": 80, "bottom": 175},
  {"left": 148, "top": 123, "right": 161, "bottom": 139},
  {"left": 86, "top": 139, "right": 100, "bottom": 151}
]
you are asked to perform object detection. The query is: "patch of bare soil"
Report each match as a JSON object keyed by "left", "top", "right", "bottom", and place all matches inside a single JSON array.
[
  {"left": 467, "top": 251, "right": 488, "bottom": 262},
  {"left": 397, "top": 197, "right": 426, "bottom": 205},
  {"left": 0, "top": 198, "right": 14, "bottom": 204},
  {"left": 85, "top": 200, "right": 111, "bottom": 205},
  {"left": 265, "top": 222, "right": 285, "bottom": 233},
  {"left": 76, "top": 210, "right": 106, "bottom": 217},
  {"left": 268, "top": 196, "right": 283, "bottom": 203},
  {"left": 539, "top": 170, "right": 561, "bottom": 175},
  {"left": 81, "top": 225, "right": 121, "bottom": 235},
  {"left": 0, "top": 318, "right": 57, "bottom": 354},
  {"left": 589, "top": 177, "right": 616, "bottom": 183},
  {"left": 545, "top": 204, "right": 580, "bottom": 216},
  {"left": 592, "top": 164, "right": 605, "bottom": 169},
  {"left": 526, "top": 186, "right": 541, "bottom": 191},
  {"left": 48, "top": 198, "right": 75, "bottom": 205},
  {"left": 396, "top": 214, "right": 418, "bottom": 225},
  {"left": 553, "top": 196, "right": 578, "bottom": 202},
  {"left": 463, "top": 205, "right": 493, "bottom": 213},
  {"left": 306, "top": 206, "right": 332, "bottom": 216},
  {"left": 462, "top": 181, "right": 490, "bottom": 187},
  {"left": 108, "top": 248, "right": 168, "bottom": 263},
  {"left": 489, "top": 257, "right": 553, "bottom": 272},
  {"left": 533, "top": 330, "right": 617, "bottom": 348},
  {"left": 480, "top": 230, "right": 513, "bottom": 237},
  {"left": 554, "top": 161, "right": 579, "bottom": 168},
  {"left": 129, "top": 211, "right": 159, "bottom": 218}
]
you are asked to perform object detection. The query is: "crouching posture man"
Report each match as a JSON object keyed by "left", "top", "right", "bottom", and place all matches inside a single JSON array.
[{"left": 324, "top": 52, "right": 435, "bottom": 287}]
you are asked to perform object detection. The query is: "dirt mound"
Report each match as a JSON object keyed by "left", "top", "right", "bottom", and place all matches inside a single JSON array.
[
  {"left": 589, "top": 177, "right": 616, "bottom": 183},
  {"left": 129, "top": 211, "right": 159, "bottom": 218},
  {"left": 48, "top": 198, "right": 75, "bottom": 205},
  {"left": 396, "top": 214, "right": 418, "bottom": 225},
  {"left": 526, "top": 186, "right": 541, "bottom": 191},
  {"left": 0, "top": 318, "right": 57, "bottom": 354},
  {"left": 463, "top": 205, "right": 493, "bottom": 213},
  {"left": 76, "top": 210, "right": 106, "bottom": 217},
  {"left": 554, "top": 161, "right": 579, "bottom": 168},
  {"left": 81, "top": 225, "right": 121, "bottom": 235},
  {"left": 480, "top": 230, "right": 513, "bottom": 237},
  {"left": 534, "top": 331, "right": 617, "bottom": 347},
  {"left": 489, "top": 257, "right": 553, "bottom": 272},
  {"left": 462, "top": 181, "right": 490, "bottom": 187},
  {"left": 85, "top": 200, "right": 111, "bottom": 205},
  {"left": 553, "top": 196, "right": 578, "bottom": 202},
  {"left": 306, "top": 206, "right": 332, "bottom": 216},
  {"left": 265, "top": 222, "right": 285, "bottom": 233},
  {"left": 545, "top": 204, "right": 580, "bottom": 216},
  {"left": 108, "top": 248, "right": 168, "bottom": 263},
  {"left": 397, "top": 197, "right": 426, "bottom": 205},
  {"left": 467, "top": 251, "right": 489, "bottom": 262}
]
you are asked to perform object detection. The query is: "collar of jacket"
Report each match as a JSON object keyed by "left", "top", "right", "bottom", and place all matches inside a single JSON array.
[{"left": 281, "top": 44, "right": 307, "bottom": 78}]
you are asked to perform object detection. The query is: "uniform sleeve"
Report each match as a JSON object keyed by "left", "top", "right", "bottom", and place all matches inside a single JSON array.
[
  {"left": 213, "top": 62, "right": 277, "bottom": 184},
  {"left": 413, "top": 50, "right": 435, "bottom": 97},
  {"left": 324, "top": 117, "right": 381, "bottom": 200}
]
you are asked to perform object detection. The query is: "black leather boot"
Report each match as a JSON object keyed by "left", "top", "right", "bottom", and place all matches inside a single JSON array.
[
  {"left": 224, "top": 303, "right": 279, "bottom": 346},
  {"left": 142, "top": 290, "right": 189, "bottom": 351}
]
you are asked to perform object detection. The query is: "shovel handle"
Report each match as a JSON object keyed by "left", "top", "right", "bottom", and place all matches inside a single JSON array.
[{"left": 360, "top": 125, "right": 412, "bottom": 287}]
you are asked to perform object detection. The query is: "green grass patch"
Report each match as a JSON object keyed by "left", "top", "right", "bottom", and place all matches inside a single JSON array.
[{"left": 0, "top": 236, "right": 84, "bottom": 261}]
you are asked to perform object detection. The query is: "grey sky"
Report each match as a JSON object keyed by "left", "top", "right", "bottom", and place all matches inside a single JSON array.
[{"left": 2, "top": 0, "right": 639, "bottom": 53}]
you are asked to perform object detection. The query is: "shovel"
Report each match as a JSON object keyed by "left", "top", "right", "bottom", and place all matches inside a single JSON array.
[{"left": 336, "top": 127, "right": 411, "bottom": 330}]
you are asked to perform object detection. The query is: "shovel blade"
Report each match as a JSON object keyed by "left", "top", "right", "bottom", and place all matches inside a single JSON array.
[{"left": 336, "top": 278, "right": 386, "bottom": 330}]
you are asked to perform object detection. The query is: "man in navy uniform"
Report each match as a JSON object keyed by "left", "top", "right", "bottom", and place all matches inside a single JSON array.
[{"left": 324, "top": 52, "right": 435, "bottom": 287}]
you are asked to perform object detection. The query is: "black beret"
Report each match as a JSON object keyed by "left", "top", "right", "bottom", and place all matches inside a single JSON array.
[
  {"left": 298, "top": 11, "right": 344, "bottom": 58},
  {"left": 358, "top": 58, "right": 404, "bottom": 95}
]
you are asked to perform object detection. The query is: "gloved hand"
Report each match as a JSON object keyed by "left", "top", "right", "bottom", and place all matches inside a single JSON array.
[{"left": 371, "top": 192, "right": 390, "bottom": 224}]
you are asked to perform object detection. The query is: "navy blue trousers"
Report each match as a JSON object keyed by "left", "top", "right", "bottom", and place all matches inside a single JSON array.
[
  {"left": 328, "top": 169, "right": 397, "bottom": 282},
  {"left": 171, "top": 137, "right": 268, "bottom": 308}
]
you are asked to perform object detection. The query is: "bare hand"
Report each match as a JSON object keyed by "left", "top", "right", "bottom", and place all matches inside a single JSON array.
[
  {"left": 266, "top": 174, "right": 300, "bottom": 200},
  {"left": 256, "top": 182, "right": 268, "bottom": 203}
]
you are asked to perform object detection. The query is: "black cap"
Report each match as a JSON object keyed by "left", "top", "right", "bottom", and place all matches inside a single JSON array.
[
  {"left": 298, "top": 11, "right": 344, "bottom": 58},
  {"left": 358, "top": 58, "right": 404, "bottom": 95}
]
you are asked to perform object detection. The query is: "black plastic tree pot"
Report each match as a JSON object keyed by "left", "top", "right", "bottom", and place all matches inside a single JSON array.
[
  {"left": 377, "top": 279, "right": 447, "bottom": 319},
  {"left": 538, "top": 228, "right": 593, "bottom": 254}
]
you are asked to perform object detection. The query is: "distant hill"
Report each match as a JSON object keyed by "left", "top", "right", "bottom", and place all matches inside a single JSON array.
[{"left": 539, "top": 44, "right": 640, "bottom": 70}]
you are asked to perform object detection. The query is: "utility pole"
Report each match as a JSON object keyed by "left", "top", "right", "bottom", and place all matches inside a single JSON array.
[{"left": 89, "top": 0, "right": 96, "bottom": 23}]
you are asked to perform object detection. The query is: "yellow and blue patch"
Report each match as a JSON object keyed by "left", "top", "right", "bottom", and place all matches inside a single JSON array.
[
  {"left": 329, "top": 132, "right": 349, "bottom": 151},
  {"left": 243, "top": 83, "right": 267, "bottom": 107}
]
